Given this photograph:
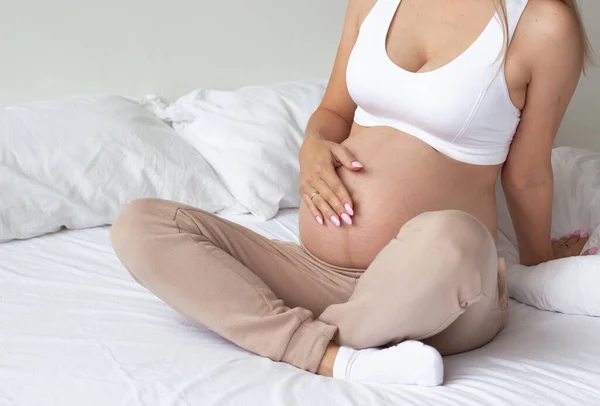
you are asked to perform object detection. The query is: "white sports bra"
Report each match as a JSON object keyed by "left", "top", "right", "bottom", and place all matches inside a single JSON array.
[{"left": 346, "top": 0, "right": 530, "bottom": 165}]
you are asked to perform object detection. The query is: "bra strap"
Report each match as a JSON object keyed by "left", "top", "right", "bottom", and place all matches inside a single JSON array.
[{"left": 505, "top": 0, "right": 530, "bottom": 42}]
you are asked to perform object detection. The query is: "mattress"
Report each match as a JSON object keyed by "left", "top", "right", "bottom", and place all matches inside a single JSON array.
[{"left": 1, "top": 209, "right": 600, "bottom": 406}]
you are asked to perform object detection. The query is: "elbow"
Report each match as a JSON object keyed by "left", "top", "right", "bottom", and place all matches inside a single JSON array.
[
  {"left": 318, "top": 106, "right": 354, "bottom": 129},
  {"left": 501, "top": 166, "right": 553, "bottom": 192},
  {"left": 501, "top": 175, "right": 538, "bottom": 192}
]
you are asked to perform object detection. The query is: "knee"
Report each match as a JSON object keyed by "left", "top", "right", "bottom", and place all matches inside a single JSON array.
[
  {"left": 402, "top": 210, "right": 497, "bottom": 275},
  {"left": 110, "top": 198, "right": 179, "bottom": 285},
  {"left": 110, "top": 198, "right": 172, "bottom": 258}
]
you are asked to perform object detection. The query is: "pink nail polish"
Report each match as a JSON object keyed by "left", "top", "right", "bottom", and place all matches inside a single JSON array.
[
  {"left": 316, "top": 216, "right": 323, "bottom": 225},
  {"left": 331, "top": 216, "right": 341, "bottom": 227},
  {"left": 582, "top": 232, "right": 589, "bottom": 238},
  {"left": 351, "top": 161, "right": 363, "bottom": 168},
  {"left": 573, "top": 230, "right": 581, "bottom": 236},
  {"left": 341, "top": 213, "right": 352, "bottom": 225},
  {"left": 589, "top": 247, "right": 598, "bottom": 255},
  {"left": 345, "top": 204, "right": 354, "bottom": 216}
]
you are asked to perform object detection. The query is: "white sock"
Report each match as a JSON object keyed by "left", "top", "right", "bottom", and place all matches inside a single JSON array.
[{"left": 332, "top": 341, "right": 444, "bottom": 386}]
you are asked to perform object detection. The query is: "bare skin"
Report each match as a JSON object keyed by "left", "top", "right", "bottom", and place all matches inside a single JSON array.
[
  {"left": 300, "top": 126, "right": 503, "bottom": 268},
  {"left": 552, "top": 231, "right": 596, "bottom": 259},
  {"left": 316, "top": 343, "right": 340, "bottom": 377},
  {"left": 296, "top": 0, "right": 588, "bottom": 376}
]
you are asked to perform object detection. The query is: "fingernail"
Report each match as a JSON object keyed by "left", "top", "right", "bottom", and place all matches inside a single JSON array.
[
  {"left": 331, "top": 216, "right": 341, "bottom": 227},
  {"left": 582, "top": 232, "right": 589, "bottom": 238},
  {"left": 345, "top": 204, "right": 354, "bottom": 216},
  {"left": 589, "top": 247, "right": 598, "bottom": 255},
  {"left": 341, "top": 213, "right": 352, "bottom": 225},
  {"left": 316, "top": 216, "right": 323, "bottom": 225},
  {"left": 573, "top": 230, "right": 581, "bottom": 236},
  {"left": 351, "top": 161, "right": 363, "bottom": 168}
]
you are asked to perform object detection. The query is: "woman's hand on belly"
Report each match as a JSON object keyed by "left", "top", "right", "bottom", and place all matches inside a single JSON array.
[
  {"left": 299, "top": 127, "right": 502, "bottom": 268},
  {"left": 298, "top": 134, "right": 363, "bottom": 227}
]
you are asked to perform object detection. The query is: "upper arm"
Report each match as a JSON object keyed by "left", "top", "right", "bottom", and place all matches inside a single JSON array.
[
  {"left": 502, "top": 0, "right": 583, "bottom": 188},
  {"left": 318, "top": 0, "right": 376, "bottom": 126}
]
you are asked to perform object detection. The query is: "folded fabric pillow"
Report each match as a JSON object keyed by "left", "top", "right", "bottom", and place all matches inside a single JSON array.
[
  {"left": 496, "top": 147, "right": 600, "bottom": 317},
  {"left": 144, "top": 80, "right": 327, "bottom": 219},
  {"left": 0, "top": 95, "right": 238, "bottom": 242}
]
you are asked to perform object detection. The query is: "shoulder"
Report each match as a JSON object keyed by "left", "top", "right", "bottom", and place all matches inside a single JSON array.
[
  {"left": 522, "top": 0, "right": 581, "bottom": 37},
  {"left": 349, "top": 0, "right": 377, "bottom": 10},
  {"left": 519, "top": 0, "right": 583, "bottom": 65},
  {"left": 347, "top": 0, "right": 378, "bottom": 25},
  {"left": 512, "top": 0, "right": 583, "bottom": 82}
]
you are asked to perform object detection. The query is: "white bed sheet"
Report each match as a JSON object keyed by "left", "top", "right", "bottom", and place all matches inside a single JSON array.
[{"left": 1, "top": 209, "right": 600, "bottom": 406}]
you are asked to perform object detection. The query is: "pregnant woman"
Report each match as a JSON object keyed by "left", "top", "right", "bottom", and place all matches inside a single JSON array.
[{"left": 111, "top": 0, "right": 593, "bottom": 386}]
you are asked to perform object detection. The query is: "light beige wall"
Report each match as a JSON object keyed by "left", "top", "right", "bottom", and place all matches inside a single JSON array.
[
  {"left": 0, "top": 0, "right": 346, "bottom": 105},
  {"left": 556, "top": 0, "right": 600, "bottom": 151}
]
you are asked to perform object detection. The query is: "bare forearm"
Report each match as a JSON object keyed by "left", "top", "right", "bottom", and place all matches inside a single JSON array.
[
  {"left": 503, "top": 179, "right": 554, "bottom": 266},
  {"left": 304, "top": 107, "right": 352, "bottom": 144}
]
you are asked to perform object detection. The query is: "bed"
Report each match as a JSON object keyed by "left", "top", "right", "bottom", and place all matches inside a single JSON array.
[
  {"left": 2, "top": 209, "right": 600, "bottom": 405},
  {"left": 2, "top": 1, "right": 600, "bottom": 404}
]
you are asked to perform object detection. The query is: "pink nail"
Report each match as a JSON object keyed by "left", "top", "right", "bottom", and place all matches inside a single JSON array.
[
  {"left": 351, "top": 161, "right": 363, "bottom": 168},
  {"left": 345, "top": 204, "right": 354, "bottom": 216},
  {"left": 331, "top": 216, "right": 341, "bottom": 227},
  {"left": 589, "top": 247, "right": 598, "bottom": 255},
  {"left": 573, "top": 230, "right": 581, "bottom": 236},
  {"left": 316, "top": 216, "right": 323, "bottom": 225},
  {"left": 582, "top": 232, "right": 589, "bottom": 238},
  {"left": 341, "top": 213, "right": 352, "bottom": 225}
]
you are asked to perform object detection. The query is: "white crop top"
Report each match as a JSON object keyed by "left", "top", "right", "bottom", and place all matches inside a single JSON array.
[{"left": 346, "top": 0, "right": 530, "bottom": 165}]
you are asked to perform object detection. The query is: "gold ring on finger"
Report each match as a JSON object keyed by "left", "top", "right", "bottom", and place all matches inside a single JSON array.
[{"left": 310, "top": 191, "right": 320, "bottom": 200}]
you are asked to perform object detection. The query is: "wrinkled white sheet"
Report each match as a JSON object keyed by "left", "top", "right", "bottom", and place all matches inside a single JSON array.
[{"left": 2, "top": 210, "right": 600, "bottom": 405}]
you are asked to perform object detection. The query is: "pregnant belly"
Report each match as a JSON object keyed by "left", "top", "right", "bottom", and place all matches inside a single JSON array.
[{"left": 298, "top": 126, "right": 501, "bottom": 269}]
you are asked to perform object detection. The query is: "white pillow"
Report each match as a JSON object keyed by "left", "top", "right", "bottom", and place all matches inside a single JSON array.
[
  {"left": 496, "top": 147, "right": 600, "bottom": 317},
  {"left": 0, "top": 95, "right": 238, "bottom": 242},
  {"left": 144, "top": 80, "right": 327, "bottom": 219}
]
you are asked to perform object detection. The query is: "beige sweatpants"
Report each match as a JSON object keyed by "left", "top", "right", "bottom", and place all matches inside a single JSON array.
[{"left": 110, "top": 198, "right": 508, "bottom": 373}]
